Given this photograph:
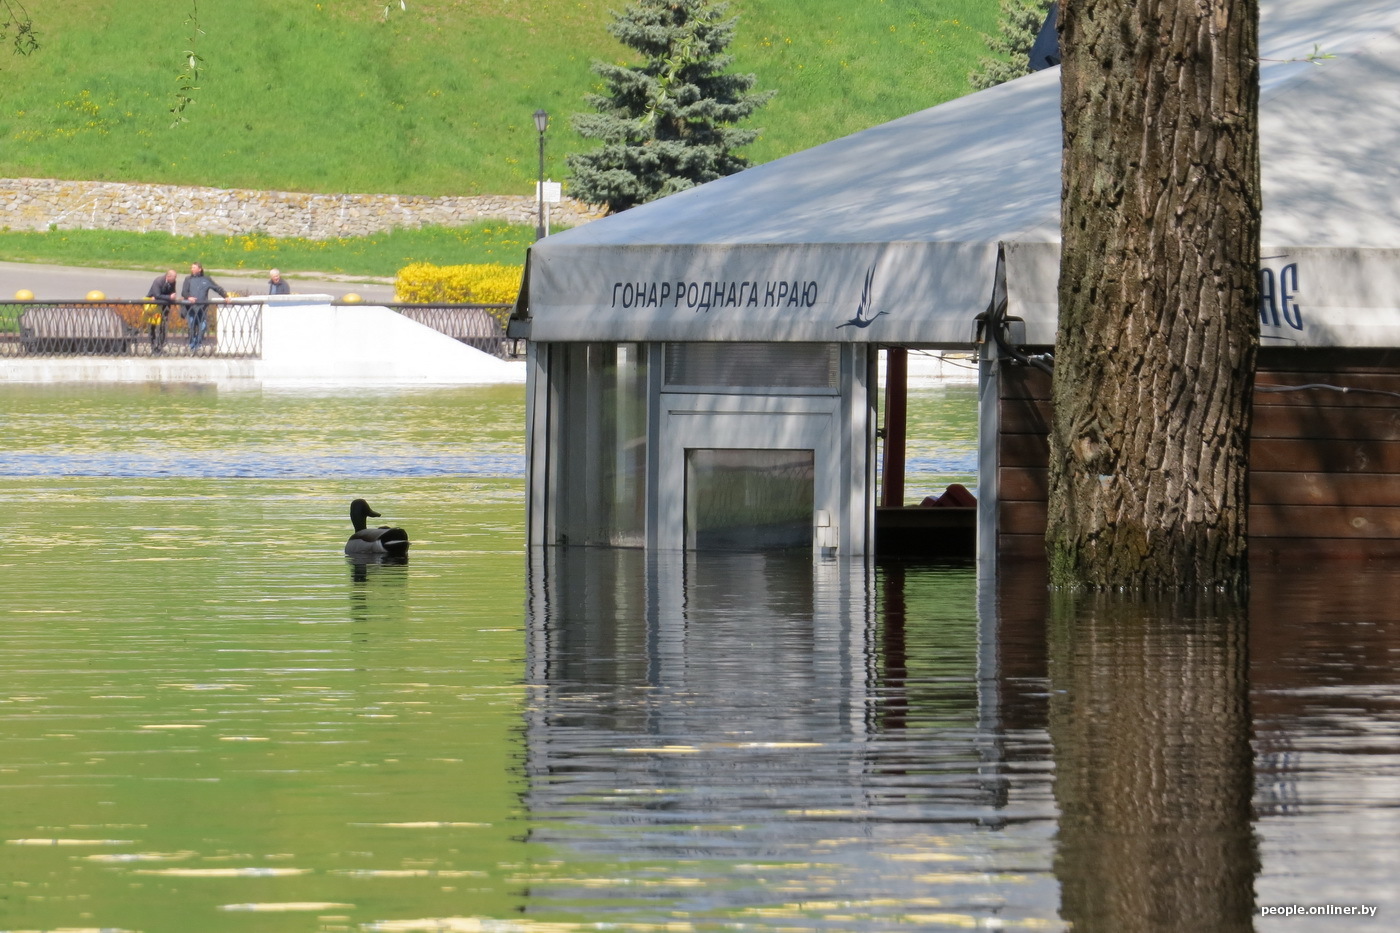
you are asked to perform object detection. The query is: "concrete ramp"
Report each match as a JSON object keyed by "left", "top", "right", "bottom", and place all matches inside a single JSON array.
[{"left": 259, "top": 299, "right": 524, "bottom": 385}]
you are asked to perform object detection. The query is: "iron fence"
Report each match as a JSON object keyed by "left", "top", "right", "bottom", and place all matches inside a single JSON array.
[
  {"left": 384, "top": 303, "right": 516, "bottom": 358},
  {"left": 0, "top": 299, "right": 515, "bottom": 361},
  {"left": 0, "top": 299, "right": 263, "bottom": 359}
]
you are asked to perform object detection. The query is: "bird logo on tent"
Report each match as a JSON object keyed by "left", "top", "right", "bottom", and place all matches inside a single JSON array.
[{"left": 837, "top": 264, "right": 887, "bottom": 329}]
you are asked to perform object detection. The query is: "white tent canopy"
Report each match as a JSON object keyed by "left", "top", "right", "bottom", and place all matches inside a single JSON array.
[{"left": 521, "top": 0, "right": 1400, "bottom": 349}]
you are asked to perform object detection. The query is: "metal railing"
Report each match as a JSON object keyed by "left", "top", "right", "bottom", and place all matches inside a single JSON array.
[
  {"left": 1, "top": 299, "right": 516, "bottom": 361},
  {"left": 383, "top": 303, "right": 516, "bottom": 358},
  {"left": 0, "top": 299, "right": 263, "bottom": 359}
]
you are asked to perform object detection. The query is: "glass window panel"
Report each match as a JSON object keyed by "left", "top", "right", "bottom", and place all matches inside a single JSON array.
[
  {"left": 685, "top": 448, "right": 815, "bottom": 551},
  {"left": 551, "top": 343, "right": 648, "bottom": 546}
]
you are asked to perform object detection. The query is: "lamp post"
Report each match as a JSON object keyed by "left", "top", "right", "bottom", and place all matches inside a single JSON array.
[{"left": 533, "top": 108, "right": 549, "bottom": 240}]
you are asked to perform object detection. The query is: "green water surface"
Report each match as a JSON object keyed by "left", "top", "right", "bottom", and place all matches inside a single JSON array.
[
  {"left": 1, "top": 384, "right": 532, "bottom": 932},
  {"left": 10, "top": 379, "right": 1393, "bottom": 933}
]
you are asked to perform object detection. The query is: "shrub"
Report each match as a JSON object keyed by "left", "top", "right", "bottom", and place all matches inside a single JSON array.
[
  {"left": 394, "top": 262, "right": 524, "bottom": 325},
  {"left": 394, "top": 262, "right": 523, "bottom": 303}
]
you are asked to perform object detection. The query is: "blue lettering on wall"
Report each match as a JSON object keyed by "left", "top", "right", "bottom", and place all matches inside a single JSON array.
[
  {"left": 1259, "top": 262, "right": 1303, "bottom": 331},
  {"left": 1280, "top": 262, "right": 1302, "bottom": 329},
  {"left": 1259, "top": 268, "right": 1277, "bottom": 326}
]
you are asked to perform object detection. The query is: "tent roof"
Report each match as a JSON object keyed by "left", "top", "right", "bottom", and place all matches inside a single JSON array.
[{"left": 523, "top": 0, "right": 1400, "bottom": 348}]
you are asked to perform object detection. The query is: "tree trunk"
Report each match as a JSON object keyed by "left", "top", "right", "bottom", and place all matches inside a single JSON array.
[{"left": 1048, "top": 0, "right": 1261, "bottom": 590}]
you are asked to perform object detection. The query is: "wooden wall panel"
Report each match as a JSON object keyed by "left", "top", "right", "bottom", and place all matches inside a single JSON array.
[
  {"left": 1250, "top": 538, "right": 1400, "bottom": 560},
  {"left": 1252, "top": 404, "right": 1400, "bottom": 440},
  {"left": 1252, "top": 471, "right": 1398, "bottom": 507},
  {"left": 999, "top": 396, "right": 1054, "bottom": 435},
  {"left": 1250, "top": 504, "right": 1400, "bottom": 538},
  {"left": 999, "top": 366, "right": 1054, "bottom": 399},
  {"left": 1251, "top": 438, "right": 1400, "bottom": 473},
  {"left": 994, "top": 349, "right": 1400, "bottom": 562},
  {"left": 1000, "top": 501, "right": 1050, "bottom": 536},
  {"left": 999, "top": 433, "right": 1051, "bottom": 469},
  {"left": 998, "top": 466, "right": 1049, "bottom": 502},
  {"left": 997, "top": 534, "right": 1052, "bottom": 560},
  {"left": 1256, "top": 388, "right": 1400, "bottom": 410},
  {"left": 996, "top": 366, "right": 1054, "bottom": 554}
]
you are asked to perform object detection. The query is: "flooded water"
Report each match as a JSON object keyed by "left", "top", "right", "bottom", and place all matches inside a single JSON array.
[{"left": 1, "top": 380, "right": 1397, "bottom": 932}]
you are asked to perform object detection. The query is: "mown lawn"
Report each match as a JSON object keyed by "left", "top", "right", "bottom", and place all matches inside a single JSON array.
[
  {"left": 0, "top": 0, "right": 1002, "bottom": 197},
  {"left": 0, "top": 223, "right": 535, "bottom": 279}
]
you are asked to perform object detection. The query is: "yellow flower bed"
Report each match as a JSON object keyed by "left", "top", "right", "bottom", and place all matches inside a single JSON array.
[
  {"left": 394, "top": 262, "right": 523, "bottom": 311},
  {"left": 394, "top": 261, "right": 524, "bottom": 328}
]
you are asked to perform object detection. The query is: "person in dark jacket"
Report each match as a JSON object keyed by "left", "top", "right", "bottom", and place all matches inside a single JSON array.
[
  {"left": 144, "top": 269, "right": 178, "bottom": 353},
  {"left": 180, "top": 262, "right": 227, "bottom": 351},
  {"left": 267, "top": 269, "right": 291, "bottom": 295}
]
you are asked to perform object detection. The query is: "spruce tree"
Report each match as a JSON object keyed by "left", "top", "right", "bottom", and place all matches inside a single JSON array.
[
  {"left": 567, "top": 0, "right": 775, "bottom": 213},
  {"left": 969, "top": 0, "right": 1053, "bottom": 90}
]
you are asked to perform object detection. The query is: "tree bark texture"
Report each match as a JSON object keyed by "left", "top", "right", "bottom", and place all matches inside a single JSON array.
[{"left": 1048, "top": 0, "right": 1261, "bottom": 589}]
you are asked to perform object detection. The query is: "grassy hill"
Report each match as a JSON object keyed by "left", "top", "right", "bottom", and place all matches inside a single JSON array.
[{"left": 0, "top": 0, "right": 1003, "bottom": 199}]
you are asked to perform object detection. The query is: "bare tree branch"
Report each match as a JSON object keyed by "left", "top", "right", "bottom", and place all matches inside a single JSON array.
[
  {"left": 171, "top": 1, "right": 204, "bottom": 125},
  {"left": 1, "top": 0, "right": 39, "bottom": 55}
]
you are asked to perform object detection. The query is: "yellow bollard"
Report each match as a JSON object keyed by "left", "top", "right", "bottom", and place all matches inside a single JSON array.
[
  {"left": 14, "top": 289, "right": 34, "bottom": 301},
  {"left": 86, "top": 290, "right": 106, "bottom": 301},
  {"left": 342, "top": 293, "right": 363, "bottom": 304}
]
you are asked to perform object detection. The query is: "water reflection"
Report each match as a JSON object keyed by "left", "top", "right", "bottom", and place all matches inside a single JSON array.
[
  {"left": 521, "top": 548, "right": 1061, "bottom": 929},
  {"left": 1247, "top": 565, "right": 1400, "bottom": 923},
  {"left": 4, "top": 382, "right": 1399, "bottom": 930},
  {"left": 348, "top": 554, "right": 412, "bottom": 634},
  {"left": 1047, "top": 594, "right": 1256, "bottom": 933},
  {"left": 348, "top": 553, "right": 411, "bottom": 583},
  {"left": 997, "top": 561, "right": 1400, "bottom": 932},
  {"left": 521, "top": 553, "right": 1400, "bottom": 930}
]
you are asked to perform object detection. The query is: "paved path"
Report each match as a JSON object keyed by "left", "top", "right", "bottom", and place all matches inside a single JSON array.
[{"left": 0, "top": 261, "right": 397, "bottom": 303}]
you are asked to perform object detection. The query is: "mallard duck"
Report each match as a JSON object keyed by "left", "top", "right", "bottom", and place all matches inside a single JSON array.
[{"left": 345, "top": 498, "right": 410, "bottom": 557}]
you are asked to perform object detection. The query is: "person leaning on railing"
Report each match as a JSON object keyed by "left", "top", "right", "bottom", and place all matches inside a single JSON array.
[
  {"left": 180, "top": 262, "right": 228, "bottom": 352},
  {"left": 144, "top": 268, "right": 178, "bottom": 354}
]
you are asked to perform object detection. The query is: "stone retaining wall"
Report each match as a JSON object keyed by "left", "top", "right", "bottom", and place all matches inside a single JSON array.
[{"left": 0, "top": 177, "right": 606, "bottom": 239}]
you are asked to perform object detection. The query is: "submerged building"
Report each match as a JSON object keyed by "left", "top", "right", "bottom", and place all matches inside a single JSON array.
[{"left": 510, "top": 0, "right": 1400, "bottom": 569}]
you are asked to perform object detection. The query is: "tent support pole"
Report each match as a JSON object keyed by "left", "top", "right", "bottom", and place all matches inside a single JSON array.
[{"left": 882, "top": 347, "right": 908, "bottom": 508}]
